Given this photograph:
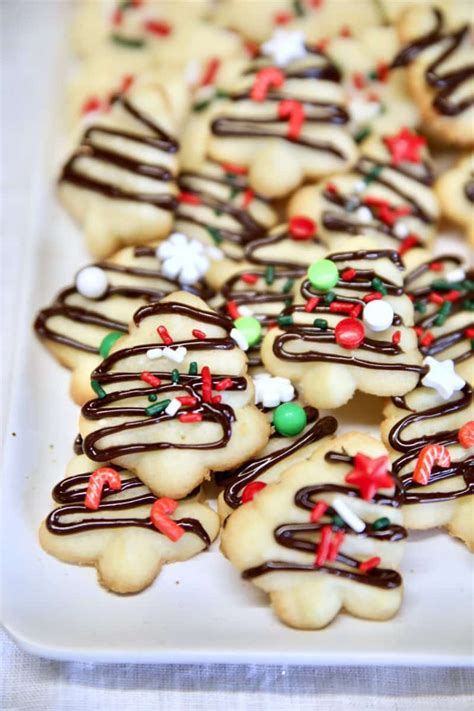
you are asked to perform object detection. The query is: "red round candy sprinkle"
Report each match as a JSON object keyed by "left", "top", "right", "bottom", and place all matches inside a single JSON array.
[
  {"left": 241, "top": 481, "right": 267, "bottom": 503},
  {"left": 334, "top": 318, "right": 365, "bottom": 349},
  {"left": 459, "top": 421, "right": 474, "bottom": 449},
  {"left": 289, "top": 215, "right": 316, "bottom": 240}
]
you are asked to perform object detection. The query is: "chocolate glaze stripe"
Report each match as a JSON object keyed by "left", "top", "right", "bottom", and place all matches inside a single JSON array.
[
  {"left": 244, "top": 227, "right": 325, "bottom": 268},
  {"left": 404, "top": 254, "right": 462, "bottom": 290},
  {"left": 59, "top": 95, "right": 178, "bottom": 210},
  {"left": 392, "top": 8, "right": 474, "bottom": 117},
  {"left": 244, "top": 45, "right": 342, "bottom": 84},
  {"left": 465, "top": 176, "right": 474, "bottom": 203}
]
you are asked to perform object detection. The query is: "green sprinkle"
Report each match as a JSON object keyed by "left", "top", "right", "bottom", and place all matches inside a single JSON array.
[
  {"left": 229, "top": 186, "right": 240, "bottom": 200},
  {"left": 215, "top": 88, "right": 229, "bottom": 99},
  {"left": 323, "top": 291, "right": 336, "bottom": 305},
  {"left": 439, "top": 301, "right": 452, "bottom": 315},
  {"left": 470, "top": 339, "right": 474, "bottom": 350},
  {"left": 145, "top": 399, "right": 171, "bottom": 416},
  {"left": 188, "top": 361, "right": 198, "bottom": 375},
  {"left": 148, "top": 393, "right": 158, "bottom": 402},
  {"left": 355, "top": 126, "right": 371, "bottom": 144},
  {"left": 99, "top": 331, "right": 123, "bottom": 359},
  {"left": 172, "top": 369, "right": 180, "bottom": 384},
  {"left": 278, "top": 314, "right": 293, "bottom": 327},
  {"left": 364, "top": 164, "right": 383, "bottom": 184},
  {"left": 91, "top": 380, "right": 106, "bottom": 399},
  {"left": 192, "top": 99, "right": 212, "bottom": 112},
  {"left": 434, "top": 314, "right": 447, "bottom": 327},
  {"left": 368, "top": 69, "right": 378, "bottom": 81},
  {"left": 292, "top": 0, "right": 305, "bottom": 16},
  {"left": 371, "top": 277, "right": 387, "bottom": 296},
  {"left": 206, "top": 225, "right": 223, "bottom": 245},
  {"left": 265, "top": 266, "right": 275, "bottom": 286},
  {"left": 463, "top": 299, "right": 474, "bottom": 311},
  {"left": 332, "top": 515, "right": 345, "bottom": 528},
  {"left": 372, "top": 517, "right": 390, "bottom": 531},
  {"left": 111, "top": 34, "right": 145, "bottom": 48},
  {"left": 465, "top": 279, "right": 474, "bottom": 291},
  {"left": 414, "top": 300, "right": 427, "bottom": 313},
  {"left": 283, "top": 278, "right": 295, "bottom": 294},
  {"left": 313, "top": 318, "right": 328, "bottom": 330}
]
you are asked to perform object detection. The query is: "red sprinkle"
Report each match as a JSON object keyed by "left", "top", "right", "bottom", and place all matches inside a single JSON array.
[
  {"left": 363, "top": 292, "right": 382, "bottom": 303},
  {"left": 274, "top": 11, "right": 292, "bottom": 24},
  {"left": 304, "top": 296, "right": 320, "bottom": 313},
  {"left": 316, "top": 37, "right": 330, "bottom": 52},
  {"left": 310, "top": 500, "right": 328, "bottom": 523},
  {"left": 398, "top": 235, "right": 418, "bottom": 256},
  {"left": 199, "top": 57, "right": 220, "bottom": 87},
  {"left": 85, "top": 468, "right": 121, "bottom": 510},
  {"left": 144, "top": 19, "right": 171, "bottom": 36},
  {"left": 339, "top": 25, "right": 352, "bottom": 37},
  {"left": 221, "top": 162, "right": 248, "bottom": 175},
  {"left": 335, "top": 318, "right": 365, "bottom": 349},
  {"left": 459, "top": 421, "right": 474, "bottom": 448},
  {"left": 413, "top": 444, "right": 451, "bottom": 485},
  {"left": 352, "top": 72, "right": 365, "bottom": 89},
  {"left": 315, "top": 525, "right": 333, "bottom": 567},
  {"left": 420, "top": 331, "right": 434, "bottom": 347},
  {"left": 179, "top": 413, "right": 203, "bottom": 423},
  {"left": 242, "top": 481, "right": 267, "bottom": 503},
  {"left": 351, "top": 304, "right": 362, "bottom": 319},
  {"left": 278, "top": 99, "right": 305, "bottom": 139},
  {"left": 310, "top": 0, "right": 323, "bottom": 6},
  {"left": 215, "top": 377, "right": 234, "bottom": 391},
  {"left": 112, "top": 8, "right": 123, "bottom": 26},
  {"left": 201, "top": 365, "right": 213, "bottom": 403},
  {"left": 429, "top": 292, "right": 444, "bottom": 305},
  {"left": 289, "top": 215, "right": 316, "bottom": 240},
  {"left": 226, "top": 300, "right": 240, "bottom": 319},
  {"left": 464, "top": 327, "right": 474, "bottom": 338},
  {"left": 444, "top": 290, "right": 461, "bottom": 302},
  {"left": 325, "top": 181, "right": 337, "bottom": 193},
  {"left": 377, "top": 62, "right": 389, "bottom": 82},
  {"left": 392, "top": 330, "right": 401, "bottom": 345},
  {"left": 251, "top": 67, "right": 285, "bottom": 102},
  {"left": 177, "top": 396, "right": 197, "bottom": 406},
  {"left": 242, "top": 188, "right": 254, "bottom": 208},
  {"left": 243, "top": 40, "right": 259, "bottom": 58},
  {"left": 141, "top": 371, "right": 161, "bottom": 387},
  {"left": 429, "top": 261, "right": 443, "bottom": 271},
  {"left": 211, "top": 395, "right": 222, "bottom": 404},
  {"left": 241, "top": 273, "right": 259, "bottom": 284},
  {"left": 192, "top": 329, "right": 206, "bottom": 339},
  {"left": 414, "top": 326, "right": 423, "bottom": 337},
  {"left": 359, "top": 556, "right": 381, "bottom": 573},
  {"left": 120, "top": 74, "right": 134, "bottom": 92},
  {"left": 81, "top": 97, "right": 101, "bottom": 115},
  {"left": 178, "top": 191, "right": 201, "bottom": 205},
  {"left": 328, "top": 530, "right": 345, "bottom": 562},
  {"left": 150, "top": 498, "right": 184, "bottom": 542},
  {"left": 330, "top": 301, "right": 354, "bottom": 315},
  {"left": 157, "top": 325, "right": 173, "bottom": 345},
  {"left": 341, "top": 268, "right": 356, "bottom": 281}
]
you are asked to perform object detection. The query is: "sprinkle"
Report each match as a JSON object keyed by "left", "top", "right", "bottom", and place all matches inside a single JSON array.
[
  {"left": 352, "top": 72, "right": 366, "bottom": 89},
  {"left": 315, "top": 525, "right": 333, "bottom": 567},
  {"left": 241, "top": 273, "right": 258, "bottom": 284},
  {"left": 371, "top": 277, "right": 387, "bottom": 295},
  {"left": 465, "top": 328, "right": 474, "bottom": 339},
  {"left": 111, "top": 34, "right": 144, "bottom": 48},
  {"left": 393, "top": 221, "right": 409, "bottom": 239},
  {"left": 305, "top": 296, "right": 320, "bottom": 312},
  {"left": 192, "top": 329, "right": 206, "bottom": 339},
  {"left": 383, "top": 127, "right": 426, "bottom": 165},
  {"left": 112, "top": 8, "right": 123, "bottom": 26},
  {"left": 275, "top": 11, "right": 292, "bottom": 24},
  {"left": 150, "top": 498, "right": 184, "bottom": 542},
  {"left": 332, "top": 515, "right": 345, "bottom": 528},
  {"left": 201, "top": 366, "right": 213, "bottom": 402},
  {"left": 251, "top": 66, "right": 285, "bottom": 102},
  {"left": 331, "top": 497, "right": 366, "bottom": 532},
  {"left": 359, "top": 556, "right": 381, "bottom": 573},
  {"left": 206, "top": 225, "right": 223, "bottom": 245},
  {"left": 420, "top": 331, "right": 434, "bottom": 347},
  {"left": 351, "top": 304, "right": 362, "bottom": 319},
  {"left": 354, "top": 126, "right": 371, "bottom": 144},
  {"left": 215, "top": 377, "right": 234, "bottom": 391},
  {"left": 445, "top": 268, "right": 466, "bottom": 283},
  {"left": 179, "top": 412, "right": 203, "bottom": 423},
  {"left": 341, "top": 268, "right": 356, "bottom": 281},
  {"left": 120, "top": 73, "right": 134, "bottom": 92},
  {"left": 157, "top": 325, "right": 173, "bottom": 345},
  {"left": 81, "top": 97, "right": 102, "bottom": 115},
  {"left": 283, "top": 278, "right": 295, "bottom": 293},
  {"left": 212, "top": 395, "right": 222, "bottom": 404},
  {"left": 325, "top": 182, "right": 337, "bottom": 193},
  {"left": 413, "top": 444, "right": 451, "bottom": 485},
  {"left": 177, "top": 396, "right": 198, "bottom": 407},
  {"left": 345, "top": 453, "right": 392, "bottom": 501},
  {"left": 241, "top": 481, "right": 267, "bottom": 503},
  {"left": 165, "top": 399, "right": 181, "bottom": 417},
  {"left": 178, "top": 191, "right": 201, "bottom": 205},
  {"left": 322, "top": 291, "right": 336, "bottom": 306},
  {"left": 459, "top": 421, "right": 474, "bottom": 448},
  {"left": 188, "top": 362, "right": 198, "bottom": 375},
  {"left": 414, "top": 300, "right": 427, "bottom": 313},
  {"left": 363, "top": 164, "right": 383, "bottom": 184},
  {"left": 76, "top": 265, "right": 108, "bottom": 299},
  {"left": 288, "top": 215, "right": 316, "bottom": 240},
  {"left": 445, "top": 290, "right": 461, "bottom": 302},
  {"left": 99, "top": 331, "right": 123, "bottom": 358},
  {"left": 265, "top": 265, "right": 275, "bottom": 285},
  {"left": 339, "top": 25, "right": 352, "bottom": 37},
  {"left": 330, "top": 301, "right": 354, "bottom": 315},
  {"left": 278, "top": 99, "right": 305, "bottom": 139},
  {"left": 310, "top": 501, "right": 328, "bottom": 523},
  {"left": 143, "top": 19, "right": 171, "bottom": 36},
  {"left": 199, "top": 57, "right": 220, "bottom": 87},
  {"left": 171, "top": 369, "right": 180, "bottom": 384},
  {"left": 141, "top": 372, "right": 161, "bottom": 388},
  {"left": 148, "top": 394, "right": 157, "bottom": 402},
  {"left": 429, "top": 292, "right": 444, "bottom": 305},
  {"left": 84, "top": 467, "right": 121, "bottom": 510},
  {"left": 363, "top": 299, "right": 394, "bottom": 332},
  {"left": 254, "top": 373, "right": 294, "bottom": 408},
  {"left": 91, "top": 380, "right": 106, "bottom": 399},
  {"left": 221, "top": 162, "right": 248, "bottom": 175},
  {"left": 334, "top": 318, "right": 365, "bottom": 349},
  {"left": 398, "top": 235, "right": 418, "bottom": 256},
  {"left": 363, "top": 292, "right": 382, "bottom": 303},
  {"left": 145, "top": 399, "right": 171, "bottom": 416},
  {"left": 278, "top": 314, "right": 294, "bottom": 327},
  {"left": 227, "top": 300, "right": 240, "bottom": 319},
  {"left": 231, "top": 327, "right": 249, "bottom": 350},
  {"left": 328, "top": 530, "right": 345, "bottom": 561},
  {"left": 163, "top": 346, "right": 187, "bottom": 363},
  {"left": 242, "top": 188, "right": 254, "bottom": 208},
  {"left": 372, "top": 517, "right": 390, "bottom": 531},
  {"left": 352, "top": 179, "right": 366, "bottom": 193},
  {"left": 392, "top": 330, "right": 401, "bottom": 345}
]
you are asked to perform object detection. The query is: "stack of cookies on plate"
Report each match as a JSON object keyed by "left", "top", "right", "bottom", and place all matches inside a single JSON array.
[{"left": 35, "top": 0, "right": 473, "bottom": 630}]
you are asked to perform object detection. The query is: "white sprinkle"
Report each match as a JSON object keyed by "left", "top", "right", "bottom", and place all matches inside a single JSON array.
[
  {"left": 207, "top": 246, "right": 224, "bottom": 261},
  {"left": 162, "top": 346, "right": 187, "bottom": 363},
  {"left": 231, "top": 327, "right": 249, "bottom": 351},
  {"left": 184, "top": 58, "right": 202, "bottom": 86},
  {"left": 421, "top": 356, "right": 465, "bottom": 400},
  {"left": 165, "top": 398, "right": 182, "bottom": 416},
  {"left": 355, "top": 206, "right": 372, "bottom": 224},
  {"left": 445, "top": 267, "right": 466, "bottom": 283},
  {"left": 332, "top": 497, "right": 366, "bottom": 533},
  {"left": 261, "top": 29, "right": 307, "bottom": 67},
  {"left": 393, "top": 221, "right": 409, "bottom": 238},
  {"left": 253, "top": 373, "right": 295, "bottom": 408},
  {"left": 239, "top": 306, "right": 253, "bottom": 317},
  {"left": 75, "top": 266, "right": 108, "bottom": 299},
  {"left": 363, "top": 299, "right": 394, "bottom": 332},
  {"left": 353, "top": 180, "right": 366, "bottom": 194},
  {"left": 147, "top": 348, "right": 163, "bottom": 360}
]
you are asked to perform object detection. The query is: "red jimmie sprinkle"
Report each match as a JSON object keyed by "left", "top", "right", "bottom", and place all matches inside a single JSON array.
[
  {"left": 429, "top": 261, "right": 443, "bottom": 271},
  {"left": 351, "top": 304, "right": 362, "bottom": 319},
  {"left": 414, "top": 326, "right": 423, "bottom": 337},
  {"left": 179, "top": 413, "right": 203, "bottom": 423},
  {"left": 215, "top": 377, "right": 234, "bottom": 391},
  {"left": 316, "top": 37, "right": 330, "bottom": 52},
  {"left": 304, "top": 296, "right": 320, "bottom": 312},
  {"left": 341, "top": 268, "right": 356, "bottom": 281},
  {"left": 201, "top": 365, "right": 213, "bottom": 403},
  {"left": 429, "top": 292, "right": 444, "bottom": 305},
  {"left": 289, "top": 215, "right": 316, "bottom": 240},
  {"left": 178, "top": 192, "right": 201, "bottom": 205},
  {"left": 221, "top": 162, "right": 248, "bottom": 175},
  {"left": 85, "top": 468, "right": 121, "bottom": 510},
  {"left": 226, "top": 300, "right": 240, "bottom": 319},
  {"left": 242, "top": 188, "right": 254, "bottom": 208},
  {"left": 274, "top": 11, "right": 292, "bottom": 24},
  {"left": 212, "top": 395, "right": 222, "bottom": 404},
  {"left": 459, "top": 421, "right": 474, "bottom": 448},
  {"left": 242, "top": 481, "right": 267, "bottom": 503},
  {"left": 398, "top": 235, "right": 418, "bottom": 256},
  {"left": 363, "top": 292, "right": 382, "bottom": 303},
  {"left": 325, "top": 181, "right": 337, "bottom": 193},
  {"left": 241, "top": 273, "right": 258, "bottom": 284},
  {"left": 310, "top": 500, "right": 328, "bottom": 523},
  {"left": 392, "top": 330, "right": 401, "bottom": 345},
  {"left": 464, "top": 327, "right": 474, "bottom": 338},
  {"left": 157, "top": 325, "right": 173, "bottom": 345},
  {"left": 315, "top": 525, "right": 332, "bottom": 566},
  {"left": 81, "top": 97, "right": 102, "bottom": 115},
  {"left": 144, "top": 19, "right": 172, "bottom": 36},
  {"left": 377, "top": 62, "right": 389, "bottom": 82},
  {"left": 120, "top": 74, "right": 134, "bottom": 92},
  {"left": 251, "top": 67, "right": 285, "bottom": 102},
  {"left": 310, "top": 0, "right": 324, "bottom": 6},
  {"left": 243, "top": 40, "right": 259, "bottom": 58},
  {"left": 112, "top": 8, "right": 123, "bottom": 26},
  {"left": 420, "top": 331, "right": 434, "bottom": 347},
  {"left": 141, "top": 371, "right": 162, "bottom": 387},
  {"left": 192, "top": 329, "right": 206, "bottom": 339},
  {"left": 339, "top": 25, "right": 352, "bottom": 37},
  {"left": 352, "top": 72, "right": 365, "bottom": 89},
  {"left": 330, "top": 301, "right": 354, "bottom": 315},
  {"left": 359, "top": 556, "right": 381, "bottom": 573},
  {"left": 199, "top": 57, "right": 220, "bottom": 87},
  {"left": 334, "top": 318, "right": 365, "bottom": 349},
  {"left": 328, "top": 530, "right": 345, "bottom": 561},
  {"left": 150, "top": 498, "right": 184, "bottom": 542},
  {"left": 177, "top": 396, "right": 197, "bottom": 406},
  {"left": 444, "top": 290, "right": 461, "bottom": 302},
  {"left": 278, "top": 99, "right": 305, "bottom": 139}
]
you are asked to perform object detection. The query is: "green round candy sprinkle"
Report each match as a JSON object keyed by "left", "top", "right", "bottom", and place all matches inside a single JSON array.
[
  {"left": 332, "top": 515, "right": 345, "bottom": 528},
  {"left": 273, "top": 403, "right": 307, "bottom": 437},
  {"left": 99, "top": 331, "right": 123, "bottom": 358},
  {"left": 307, "top": 259, "right": 339, "bottom": 291},
  {"left": 148, "top": 393, "right": 158, "bottom": 402},
  {"left": 372, "top": 516, "right": 390, "bottom": 531},
  {"left": 234, "top": 316, "right": 262, "bottom": 347}
]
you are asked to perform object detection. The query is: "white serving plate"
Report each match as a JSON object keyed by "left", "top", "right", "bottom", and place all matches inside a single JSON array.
[{"left": 1, "top": 2, "right": 473, "bottom": 666}]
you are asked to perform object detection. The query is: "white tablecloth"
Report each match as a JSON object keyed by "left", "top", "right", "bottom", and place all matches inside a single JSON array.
[{"left": 1, "top": 3, "right": 473, "bottom": 709}]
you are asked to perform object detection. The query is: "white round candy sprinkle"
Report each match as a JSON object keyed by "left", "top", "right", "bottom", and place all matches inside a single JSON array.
[
  {"left": 355, "top": 206, "right": 372, "bottom": 224},
  {"left": 445, "top": 268, "right": 465, "bottom": 283},
  {"left": 75, "top": 266, "right": 108, "bottom": 299},
  {"left": 353, "top": 181, "right": 366, "bottom": 194},
  {"left": 363, "top": 299, "right": 394, "bottom": 332},
  {"left": 393, "top": 221, "right": 409, "bottom": 238}
]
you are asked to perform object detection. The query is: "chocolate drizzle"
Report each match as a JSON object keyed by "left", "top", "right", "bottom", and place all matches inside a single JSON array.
[
  {"left": 392, "top": 8, "right": 474, "bottom": 117},
  {"left": 465, "top": 175, "right": 474, "bottom": 203},
  {"left": 59, "top": 95, "right": 178, "bottom": 210}
]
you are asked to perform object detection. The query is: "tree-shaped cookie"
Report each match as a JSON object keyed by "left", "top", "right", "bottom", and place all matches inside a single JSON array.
[
  {"left": 182, "top": 31, "right": 357, "bottom": 198},
  {"left": 289, "top": 129, "right": 438, "bottom": 268},
  {"left": 262, "top": 237, "right": 422, "bottom": 409},
  {"left": 79, "top": 291, "right": 270, "bottom": 498},
  {"left": 34, "top": 238, "right": 212, "bottom": 405},
  {"left": 58, "top": 78, "right": 186, "bottom": 258},
  {"left": 392, "top": 5, "right": 474, "bottom": 147},
  {"left": 221, "top": 432, "right": 406, "bottom": 629},
  {"left": 436, "top": 153, "right": 474, "bottom": 247},
  {"left": 39, "top": 451, "right": 219, "bottom": 593}
]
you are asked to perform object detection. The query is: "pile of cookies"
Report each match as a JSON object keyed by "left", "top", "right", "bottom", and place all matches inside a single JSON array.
[{"left": 34, "top": 0, "right": 473, "bottom": 630}]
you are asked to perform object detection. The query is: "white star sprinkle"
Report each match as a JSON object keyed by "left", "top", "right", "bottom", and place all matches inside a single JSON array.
[
  {"left": 421, "top": 356, "right": 465, "bottom": 400},
  {"left": 261, "top": 29, "right": 307, "bottom": 67}
]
